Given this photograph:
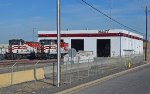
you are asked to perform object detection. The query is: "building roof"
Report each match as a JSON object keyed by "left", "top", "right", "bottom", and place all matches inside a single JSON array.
[{"left": 38, "top": 29, "right": 143, "bottom": 39}]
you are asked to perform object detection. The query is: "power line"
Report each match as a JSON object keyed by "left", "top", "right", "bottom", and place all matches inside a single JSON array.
[
  {"left": 81, "top": 0, "right": 144, "bottom": 35},
  {"left": 108, "top": 0, "right": 112, "bottom": 29}
]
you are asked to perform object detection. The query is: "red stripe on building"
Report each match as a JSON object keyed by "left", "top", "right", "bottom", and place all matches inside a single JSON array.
[{"left": 38, "top": 33, "right": 143, "bottom": 41}]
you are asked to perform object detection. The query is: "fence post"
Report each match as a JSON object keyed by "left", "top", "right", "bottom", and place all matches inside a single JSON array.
[
  {"left": 96, "top": 59, "right": 98, "bottom": 75},
  {"left": 11, "top": 62, "right": 17, "bottom": 93},
  {"left": 70, "top": 60, "right": 72, "bottom": 85},
  {"left": 65, "top": 60, "right": 68, "bottom": 84},
  {"left": 53, "top": 62, "right": 55, "bottom": 86},
  {"left": 120, "top": 56, "right": 122, "bottom": 69},
  {"left": 88, "top": 58, "right": 90, "bottom": 77},
  {"left": 78, "top": 57, "right": 80, "bottom": 79},
  {"left": 33, "top": 61, "right": 40, "bottom": 90},
  {"left": 11, "top": 66, "right": 13, "bottom": 93},
  {"left": 34, "top": 61, "right": 39, "bottom": 81}
]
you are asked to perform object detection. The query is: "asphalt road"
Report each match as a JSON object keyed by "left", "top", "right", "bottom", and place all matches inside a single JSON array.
[{"left": 74, "top": 65, "right": 150, "bottom": 94}]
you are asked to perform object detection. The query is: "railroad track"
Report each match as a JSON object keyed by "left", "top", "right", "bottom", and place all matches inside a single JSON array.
[{"left": 0, "top": 59, "right": 58, "bottom": 66}]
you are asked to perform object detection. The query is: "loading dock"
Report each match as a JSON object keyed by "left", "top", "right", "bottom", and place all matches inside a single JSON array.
[{"left": 97, "top": 39, "right": 110, "bottom": 57}]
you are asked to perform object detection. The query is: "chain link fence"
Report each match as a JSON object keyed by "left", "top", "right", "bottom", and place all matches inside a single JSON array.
[
  {"left": 147, "top": 50, "right": 150, "bottom": 62},
  {"left": 59, "top": 55, "right": 144, "bottom": 85},
  {"left": 0, "top": 60, "right": 52, "bottom": 94},
  {"left": 0, "top": 55, "right": 144, "bottom": 94}
]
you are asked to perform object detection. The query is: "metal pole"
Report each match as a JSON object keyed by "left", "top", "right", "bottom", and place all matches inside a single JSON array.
[
  {"left": 57, "top": 0, "right": 61, "bottom": 87},
  {"left": 120, "top": 32, "right": 121, "bottom": 57},
  {"left": 33, "top": 28, "right": 34, "bottom": 42},
  {"left": 53, "top": 63, "right": 55, "bottom": 86},
  {"left": 32, "top": 28, "right": 36, "bottom": 53},
  {"left": 145, "top": 6, "right": 148, "bottom": 61}
]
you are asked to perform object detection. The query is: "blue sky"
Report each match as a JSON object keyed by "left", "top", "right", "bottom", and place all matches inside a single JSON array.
[{"left": 0, "top": 0, "right": 150, "bottom": 43}]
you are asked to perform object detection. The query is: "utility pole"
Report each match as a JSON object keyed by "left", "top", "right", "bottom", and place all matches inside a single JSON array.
[
  {"left": 57, "top": 0, "right": 61, "bottom": 87},
  {"left": 145, "top": 6, "right": 149, "bottom": 61},
  {"left": 33, "top": 28, "right": 36, "bottom": 42}
]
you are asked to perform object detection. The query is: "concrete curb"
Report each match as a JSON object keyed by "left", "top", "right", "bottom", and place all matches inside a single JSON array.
[{"left": 56, "top": 63, "right": 150, "bottom": 94}]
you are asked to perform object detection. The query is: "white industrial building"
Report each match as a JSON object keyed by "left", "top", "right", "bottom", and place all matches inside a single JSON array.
[{"left": 38, "top": 29, "right": 143, "bottom": 57}]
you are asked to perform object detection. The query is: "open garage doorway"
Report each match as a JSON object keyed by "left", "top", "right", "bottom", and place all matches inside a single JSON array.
[
  {"left": 71, "top": 39, "right": 84, "bottom": 52},
  {"left": 97, "top": 39, "right": 111, "bottom": 57}
]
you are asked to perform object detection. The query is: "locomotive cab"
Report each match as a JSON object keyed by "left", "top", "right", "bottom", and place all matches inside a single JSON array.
[
  {"left": 37, "top": 39, "right": 68, "bottom": 59},
  {"left": 36, "top": 39, "right": 54, "bottom": 59},
  {"left": 9, "top": 39, "right": 24, "bottom": 53},
  {"left": 5, "top": 39, "right": 24, "bottom": 60},
  {"left": 5, "top": 39, "right": 38, "bottom": 60}
]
